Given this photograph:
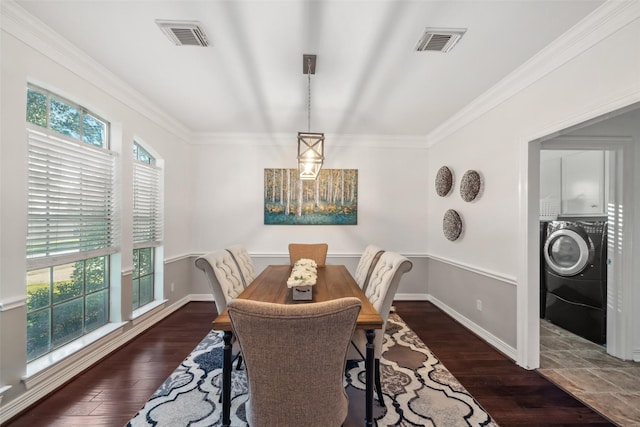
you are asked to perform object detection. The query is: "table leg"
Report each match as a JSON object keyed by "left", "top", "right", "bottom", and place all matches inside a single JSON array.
[
  {"left": 222, "top": 330, "right": 233, "bottom": 427},
  {"left": 365, "top": 329, "right": 375, "bottom": 427}
]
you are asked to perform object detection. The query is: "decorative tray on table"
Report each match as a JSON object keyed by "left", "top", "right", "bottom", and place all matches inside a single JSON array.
[{"left": 287, "top": 258, "right": 317, "bottom": 301}]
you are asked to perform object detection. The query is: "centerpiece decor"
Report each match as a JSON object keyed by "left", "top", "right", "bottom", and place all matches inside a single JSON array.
[{"left": 287, "top": 258, "right": 317, "bottom": 300}]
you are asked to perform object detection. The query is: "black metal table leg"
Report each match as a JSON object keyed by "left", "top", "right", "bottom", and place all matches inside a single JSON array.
[
  {"left": 365, "top": 328, "right": 375, "bottom": 427},
  {"left": 222, "top": 330, "right": 233, "bottom": 427}
]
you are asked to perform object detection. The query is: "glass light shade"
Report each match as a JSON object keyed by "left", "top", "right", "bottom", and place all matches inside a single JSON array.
[{"left": 297, "top": 132, "right": 324, "bottom": 180}]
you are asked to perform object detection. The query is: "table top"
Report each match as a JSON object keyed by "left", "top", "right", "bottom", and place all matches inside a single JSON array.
[{"left": 212, "top": 264, "right": 383, "bottom": 331}]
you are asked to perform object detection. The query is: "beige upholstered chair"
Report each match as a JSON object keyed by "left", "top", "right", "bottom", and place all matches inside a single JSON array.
[
  {"left": 288, "top": 243, "right": 328, "bottom": 267},
  {"left": 194, "top": 250, "right": 245, "bottom": 370},
  {"left": 226, "top": 244, "right": 257, "bottom": 287},
  {"left": 354, "top": 244, "right": 385, "bottom": 292},
  {"left": 349, "top": 251, "right": 412, "bottom": 406},
  {"left": 194, "top": 250, "right": 245, "bottom": 314},
  {"left": 227, "top": 297, "right": 361, "bottom": 427}
]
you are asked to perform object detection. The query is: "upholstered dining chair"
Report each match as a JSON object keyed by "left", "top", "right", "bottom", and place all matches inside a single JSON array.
[
  {"left": 288, "top": 243, "right": 328, "bottom": 267},
  {"left": 194, "top": 250, "right": 245, "bottom": 314},
  {"left": 354, "top": 244, "right": 385, "bottom": 292},
  {"left": 226, "top": 244, "right": 257, "bottom": 287},
  {"left": 227, "top": 297, "right": 361, "bottom": 427},
  {"left": 194, "top": 250, "right": 245, "bottom": 370},
  {"left": 348, "top": 250, "right": 412, "bottom": 407}
]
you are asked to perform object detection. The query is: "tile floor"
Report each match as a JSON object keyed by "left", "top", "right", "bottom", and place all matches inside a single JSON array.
[{"left": 538, "top": 319, "right": 640, "bottom": 426}]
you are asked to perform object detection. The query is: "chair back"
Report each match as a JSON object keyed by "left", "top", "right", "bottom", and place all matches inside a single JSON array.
[
  {"left": 288, "top": 243, "right": 328, "bottom": 267},
  {"left": 226, "top": 244, "right": 256, "bottom": 287},
  {"left": 363, "top": 251, "right": 412, "bottom": 358},
  {"left": 194, "top": 250, "right": 245, "bottom": 313},
  {"left": 228, "top": 297, "right": 361, "bottom": 427},
  {"left": 354, "top": 244, "right": 385, "bottom": 291},
  {"left": 366, "top": 251, "right": 413, "bottom": 324}
]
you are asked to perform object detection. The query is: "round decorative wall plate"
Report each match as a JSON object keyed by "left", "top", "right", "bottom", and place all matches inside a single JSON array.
[
  {"left": 443, "top": 209, "right": 463, "bottom": 241},
  {"left": 460, "top": 170, "right": 481, "bottom": 202},
  {"left": 435, "top": 166, "right": 453, "bottom": 197}
]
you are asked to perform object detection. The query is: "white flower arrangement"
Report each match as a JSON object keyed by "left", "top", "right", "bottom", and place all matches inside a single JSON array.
[{"left": 287, "top": 258, "right": 318, "bottom": 288}]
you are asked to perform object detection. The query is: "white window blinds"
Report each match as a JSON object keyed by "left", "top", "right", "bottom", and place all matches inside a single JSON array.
[
  {"left": 27, "top": 129, "right": 119, "bottom": 270},
  {"left": 133, "top": 160, "right": 163, "bottom": 248}
]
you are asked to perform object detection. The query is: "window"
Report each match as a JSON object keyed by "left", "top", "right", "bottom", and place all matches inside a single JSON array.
[
  {"left": 25, "top": 85, "right": 116, "bottom": 362},
  {"left": 27, "top": 85, "right": 107, "bottom": 147},
  {"left": 132, "top": 141, "right": 162, "bottom": 310}
]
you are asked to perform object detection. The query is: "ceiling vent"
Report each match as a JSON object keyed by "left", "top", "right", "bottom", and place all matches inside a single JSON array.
[
  {"left": 415, "top": 28, "right": 466, "bottom": 53},
  {"left": 156, "top": 20, "right": 209, "bottom": 47}
]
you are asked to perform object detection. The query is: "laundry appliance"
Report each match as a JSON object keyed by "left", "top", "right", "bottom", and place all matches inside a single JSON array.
[
  {"left": 543, "top": 217, "right": 608, "bottom": 344},
  {"left": 540, "top": 221, "right": 549, "bottom": 319}
]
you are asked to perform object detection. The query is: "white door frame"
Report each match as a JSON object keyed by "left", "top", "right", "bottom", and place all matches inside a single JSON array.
[{"left": 519, "top": 128, "right": 637, "bottom": 369}]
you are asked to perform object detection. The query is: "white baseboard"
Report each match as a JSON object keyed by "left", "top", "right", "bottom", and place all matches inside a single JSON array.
[
  {"left": 394, "top": 293, "right": 429, "bottom": 301},
  {"left": 427, "top": 295, "right": 517, "bottom": 361}
]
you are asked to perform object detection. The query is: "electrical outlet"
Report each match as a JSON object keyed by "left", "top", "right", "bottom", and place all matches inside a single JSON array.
[
  {"left": 476, "top": 299, "right": 482, "bottom": 311},
  {"left": 171, "top": 282, "right": 175, "bottom": 292}
]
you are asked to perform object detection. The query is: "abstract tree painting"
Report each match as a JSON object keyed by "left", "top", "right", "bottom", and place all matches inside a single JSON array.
[{"left": 264, "top": 168, "right": 357, "bottom": 225}]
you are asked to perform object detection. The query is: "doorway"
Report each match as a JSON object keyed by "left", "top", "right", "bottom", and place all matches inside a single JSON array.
[
  {"left": 527, "top": 108, "right": 639, "bottom": 424},
  {"left": 539, "top": 146, "right": 610, "bottom": 348},
  {"left": 520, "top": 105, "right": 639, "bottom": 371},
  {"left": 538, "top": 127, "right": 636, "bottom": 361}
]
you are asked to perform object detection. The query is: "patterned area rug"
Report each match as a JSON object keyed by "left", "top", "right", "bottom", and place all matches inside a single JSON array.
[{"left": 127, "top": 313, "right": 498, "bottom": 426}]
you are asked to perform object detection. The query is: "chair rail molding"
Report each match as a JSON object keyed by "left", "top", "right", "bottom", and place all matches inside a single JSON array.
[
  {"left": 0, "top": 295, "right": 27, "bottom": 312},
  {"left": 427, "top": 254, "right": 517, "bottom": 286}
]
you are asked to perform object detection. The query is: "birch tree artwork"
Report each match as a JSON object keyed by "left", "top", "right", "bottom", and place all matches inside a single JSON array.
[{"left": 264, "top": 168, "right": 358, "bottom": 225}]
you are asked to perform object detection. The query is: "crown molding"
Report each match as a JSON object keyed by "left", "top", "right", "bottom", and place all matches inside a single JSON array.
[
  {"left": 1, "top": 0, "right": 191, "bottom": 143},
  {"left": 425, "top": 0, "right": 640, "bottom": 148},
  {"left": 190, "top": 132, "right": 428, "bottom": 149}
]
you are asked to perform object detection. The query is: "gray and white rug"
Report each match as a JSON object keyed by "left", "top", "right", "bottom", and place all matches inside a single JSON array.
[{"left": 127, "top": 313, "right": 498, "bottom": 426}]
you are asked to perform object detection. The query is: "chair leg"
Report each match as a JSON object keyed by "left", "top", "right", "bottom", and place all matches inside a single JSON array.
[
  {"left": 218, "top": 355, "right": 241, "bottom": 404},
  {"left": 375, "top": 358, "right": 385, "bottom": 407},
  {"left": 235, "top": 354, "right": 243, "bottom": 370}
]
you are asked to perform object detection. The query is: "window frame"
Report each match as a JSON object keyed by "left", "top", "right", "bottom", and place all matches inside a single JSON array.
[
  {"left": 132, "top": 140, "right": 163, "bottom": 310},
  {"left": 25, "top": 84, "right": 116, "bottom": 362}
]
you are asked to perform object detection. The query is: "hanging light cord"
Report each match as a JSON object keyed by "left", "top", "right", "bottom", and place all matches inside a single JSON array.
[{"left": 307, "top": 57, "right": 312, "bottom": 133}]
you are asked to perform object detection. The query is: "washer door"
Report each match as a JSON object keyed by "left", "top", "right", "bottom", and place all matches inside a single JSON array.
[{"left": 544, "top": 228, "right": 591, "bottom": 276}]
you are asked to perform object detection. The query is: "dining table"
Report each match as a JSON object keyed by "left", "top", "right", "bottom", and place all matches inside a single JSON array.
[{"left": 212, "top": 264, "right": 383, "bottom": 427}]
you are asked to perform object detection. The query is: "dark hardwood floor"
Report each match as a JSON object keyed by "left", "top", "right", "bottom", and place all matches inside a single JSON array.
[{"left": 5, "top": 301, "right": 614, "bottom": 426}]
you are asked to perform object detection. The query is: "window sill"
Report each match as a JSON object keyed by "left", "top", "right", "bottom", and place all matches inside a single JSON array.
[
  {"left": 0, "top": 385, "right": 11, "bottom": 404},
  {"left": 24, "top": 321, "right": 127, "bottom": 388},
  {"left": 131, "top": 299, "right": 168, "bottom": 326}
]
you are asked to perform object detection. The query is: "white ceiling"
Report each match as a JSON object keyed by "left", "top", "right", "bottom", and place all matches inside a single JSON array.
[{"left": 15, "top": 0, "right": 605, "bottom": 137}]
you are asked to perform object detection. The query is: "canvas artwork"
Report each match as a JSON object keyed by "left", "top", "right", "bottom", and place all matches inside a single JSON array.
[{"left": 264, "top": 168, "right": 358, "bottom": 225}]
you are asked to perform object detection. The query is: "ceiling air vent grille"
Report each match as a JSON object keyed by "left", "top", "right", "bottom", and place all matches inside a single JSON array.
[
  {"left": 156, "top": 20, "right": 209, "bottom": 47},
  {"left": 415, "top": 28, "right": 466, "bottom": 53}
]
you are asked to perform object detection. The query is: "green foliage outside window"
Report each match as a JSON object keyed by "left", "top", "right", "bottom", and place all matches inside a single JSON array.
[
  {"left": 26, "top": 85, "right": 107, "bottom": 148},
  {"left": 26, "top": 257, "right": 109, "bottom": 362},
  {"left": 133, "top": 141, "right": 154, "bottom": 165},
  {"left": 50, "top": 97, "right": 80, "bottom": 139},
  {"left": 132, "top": 247, "right": 155, "bottom": 310},
  {"left": 26, "top": 88, "right": 47, "bottom": 127}
]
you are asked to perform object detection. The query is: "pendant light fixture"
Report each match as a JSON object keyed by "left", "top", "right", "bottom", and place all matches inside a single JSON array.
[{"left": 297, "top": 54, "right": 324, "bottom": 180}]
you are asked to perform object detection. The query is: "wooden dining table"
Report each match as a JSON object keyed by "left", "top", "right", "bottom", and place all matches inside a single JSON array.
[{"left": 212, "top": 264, "right": 383, "bottom": 427}]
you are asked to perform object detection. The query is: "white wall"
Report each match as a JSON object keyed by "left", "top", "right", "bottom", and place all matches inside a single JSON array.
[
  {"left": 190, "top": 135, "right": 429, "bottom": 255},
  {"left": 425, "top": 3, "right": 640, "bottom": 367},
  {"left": 189, "top": 135, "right": 430, "bottom": 297}
]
